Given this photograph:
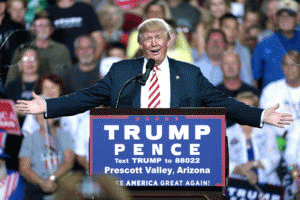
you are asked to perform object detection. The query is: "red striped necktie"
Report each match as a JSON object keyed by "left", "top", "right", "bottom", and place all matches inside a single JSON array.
[{"left": 148, "top": 65, "right": 161, "bottom": 108}]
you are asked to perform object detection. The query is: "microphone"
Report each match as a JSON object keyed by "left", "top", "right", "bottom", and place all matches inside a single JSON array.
[
  {"left": 115, "top": 58, "right": 155, "bottom": 108},
  {"left": 137, "top": 58, "right": 155, "bottom": 86}
]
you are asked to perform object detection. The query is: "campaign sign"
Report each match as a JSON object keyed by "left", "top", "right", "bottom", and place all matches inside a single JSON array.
[
  {"left": 91, "top": 111, "right": 225, "bottom": 187},
  {"left": 0, "top": 100, "right": 20, "bottom": 135},
  {"left": 226, "top": 178, "right": 286, "bottom": 200}
]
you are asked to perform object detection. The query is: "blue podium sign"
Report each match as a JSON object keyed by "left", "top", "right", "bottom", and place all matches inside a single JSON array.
[{"left": 90, "top": 109, "right": 226, "bottom": 187}]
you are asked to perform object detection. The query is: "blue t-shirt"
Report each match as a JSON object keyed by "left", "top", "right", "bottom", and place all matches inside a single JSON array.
[
  {"left": 18, "top": 128, "right": 74, "bottom": 179},
  {"left": 3, "top": 170, "right": 25, "bottom": 200},
  {"left": 252, "top": 30, "right": 300, "bottom": 88}
]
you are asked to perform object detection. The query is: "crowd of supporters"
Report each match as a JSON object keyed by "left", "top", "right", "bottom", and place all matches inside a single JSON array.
[{"left": 0, "top": 0, "right": 299, "bottom": 199}]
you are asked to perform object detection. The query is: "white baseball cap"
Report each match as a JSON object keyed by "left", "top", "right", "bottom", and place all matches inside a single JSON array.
[{"left": 277, "top": 0, "right": 299, "bottom": 15}]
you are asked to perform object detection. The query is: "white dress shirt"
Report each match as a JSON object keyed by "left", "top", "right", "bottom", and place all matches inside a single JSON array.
[{"left": 140, "top": 57, "right": 171, "bottom": 108}]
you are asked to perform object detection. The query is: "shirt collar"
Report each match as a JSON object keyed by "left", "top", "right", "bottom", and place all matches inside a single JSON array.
[
  {"left": 143, "top": 56, "right": 169, "bottom": 71},
  {"left": 31, "top": 40, "right": 55, "bottom": 48}
]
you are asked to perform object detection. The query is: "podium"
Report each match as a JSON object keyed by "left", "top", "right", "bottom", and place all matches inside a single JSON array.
[{"left": 90, "top": 108, "right": 228, "bottom": 199}]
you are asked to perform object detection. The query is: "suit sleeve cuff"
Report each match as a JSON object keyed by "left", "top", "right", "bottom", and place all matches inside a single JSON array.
[
  {"left": 260, "top": 110, "right": 266, "bottom": 128},
  {"left": 44, "top": 99, "right": 48, "bottom": 118}
]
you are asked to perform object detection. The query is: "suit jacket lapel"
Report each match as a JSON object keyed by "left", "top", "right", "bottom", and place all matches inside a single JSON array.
[
  {"left": 131, "top": 57, "right": 182, "bottom": 108},
  {"left": 169, "top": 58, "right": 181, "bottom": 108},
  {"left": 132, "top": 57, "right": 144, "bottom": 108}
]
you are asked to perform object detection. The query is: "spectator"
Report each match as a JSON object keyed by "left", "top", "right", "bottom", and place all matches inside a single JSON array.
[
  {"left": 166, "top": 19, "right": 193, "bottom": 63},
  {"left": 228, "top": 92, "right": 281, "bottom": 185},
  {"left": 5, "top": 46, "right": 41, "bottom": 126},
  {"left": 46, "top": 0, "right": 105, "bottom": 63},
  {"left": 217, "top": 50, "right": 259, "bottom": 127},
  {"left": 220, "top": 13, "right": 253, "bottom": 85},
  {"left": 242, "top": 25, "right": 262, "bottom": 53},
  {"left": 242, "top": 10, "right": 264, "bottom": 32},
  {"left": 252, "top": 0, "right": 300, "bottom": 89},
  {"left": 19, "top": 112, "right": 75, "bottom": 199},
  {"left": 7, "top": 0, "right": 27, "bottom": 26},
  {"left": 21, "top": 73, "right": 89, "bottom": 178},
  {"left": 4, "top": 46, "right": 40, "bottom": 101},
  {"left": 21, "top": 74, "right": 66, "bottom": 137},
  {"left": 259, "top": 50, "right": 300, "bottom": 137},
  {"left": 230, "top": 0, "right": 261, "bottom": 20},
  {"left": 194, "top": 29, "right": 227, "bottom": 86},
  {"left": 95, "top": 0, "right": 150, "bottom": 27},
  {"left": 192, "top": 0, "right": 230, "bottom": 58},
  {"left": 6, "top": 11, "right": 72, "bottom": 86},
  {"left": 217, "top": 50, "right": 259, "bottom": 98},
  {"left": 258, "top": 0, "right": 279, "bottom": 42},
  {"left": 106, "top": 42, "right": 127, "bottom": 59},
  {"left": 109, "top": 0, "right": 150, "bottom": 32},
  {"left": 97, "top": 4, "right": 128, "bottom": 47},
  {"left": 166, "top": 0, "right": 201, "bottom": 35},
  {"left": 259, "top": 50, "right": 300, "bottom": 199},
  {"left": 62, "top": 35, "right": 101, "bottom": 94},
  {"left": 0, "top": 0, "right": 31, "bottom": 75},
  {"left": 126, "top": 0, "right": 172, "bottom": 58},
  {"left": 0, "top": 145, "right": 25, "bottom": 200},
  {"left": 239, "top": 10, "right": 265, "bottom": 45},
  {"left": 99, "top": 42, "right": 127, "bottom": 77}
]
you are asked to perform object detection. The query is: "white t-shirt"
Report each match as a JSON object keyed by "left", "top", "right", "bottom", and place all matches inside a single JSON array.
[
  {"left": 260, "top": 79, "right": 300, "bottom": 136},
  {"left": 22, "top": 111, "right": 90, "bottom": 141},
  {"left": 74, "top": 116, "right": 89, "bottom": 160}
]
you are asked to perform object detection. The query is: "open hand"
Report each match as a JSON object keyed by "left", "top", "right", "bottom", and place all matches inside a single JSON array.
[
  {"left": 240, "top": 162, "right": 258, "bottom": 185},
  {"left": 263, "top": 103, "right": 293, "bottom": 128},
  {"left": 245, "top": 170, "right": 258, "bottom": 185},
  {"left": 15, "top": 92, "right": 46, "bottom": 114}
]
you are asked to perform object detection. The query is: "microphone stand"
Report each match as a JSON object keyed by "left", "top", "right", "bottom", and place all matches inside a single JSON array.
[
  {"left": 115, "top": 58, "right": 155, "bottom": 108},
  {"left": 0, "top": 29, "right": 26, "bottom": 93},
  {"left": 115, "top": 74, "right": 144, "bottom": 108}
]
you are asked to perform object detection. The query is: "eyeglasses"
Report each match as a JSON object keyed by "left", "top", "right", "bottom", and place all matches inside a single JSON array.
[
  {"left": 21, "top": 57, "right": 37, "bottom": 62},
  {"left": 34, "top": 23, "right": 51, "bottom": 28}
]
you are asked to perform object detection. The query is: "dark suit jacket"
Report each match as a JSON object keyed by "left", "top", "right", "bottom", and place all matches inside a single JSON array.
[{"left": 46, "top": 57, "right": 263, "bottom": 127}]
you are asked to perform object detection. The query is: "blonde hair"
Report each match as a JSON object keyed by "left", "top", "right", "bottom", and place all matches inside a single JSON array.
[
  {"left": 97, "top": 4, "right": 124, "bottom": 30},
  {"left": 143, "top": 0, "right": 172, "bottom": 20},
  {"left": 202, "top": 0, "right": 231, "bottom": 32},
  {"left": 236, "top": 92, "right": 259, "bottom": 107},
  {"left": 137, "top": 18, "right": 171, "bottom": 43}
]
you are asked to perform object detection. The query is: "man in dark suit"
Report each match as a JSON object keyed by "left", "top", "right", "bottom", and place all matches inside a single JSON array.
[{"left": 15, "top": 18, "right": 292, "bottom": 129}]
